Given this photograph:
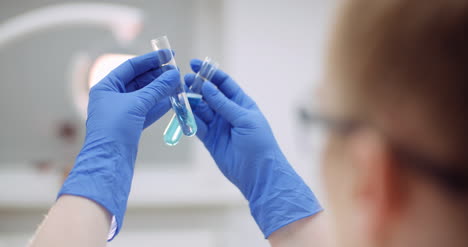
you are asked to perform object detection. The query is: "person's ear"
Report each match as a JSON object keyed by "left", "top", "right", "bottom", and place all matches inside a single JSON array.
[{"left": 348, "top": 130, "right": 407, "bottom": 243}]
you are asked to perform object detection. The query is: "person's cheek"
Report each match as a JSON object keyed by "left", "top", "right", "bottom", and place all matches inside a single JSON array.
[
  {"left": 321, "top": 137, "right": 357, "bottom": 247},
  {"left": 322, "top": 138, "right": 339, "bottom": 207}
]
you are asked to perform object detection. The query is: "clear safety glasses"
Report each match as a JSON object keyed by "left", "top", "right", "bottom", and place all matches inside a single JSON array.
[{"left": 300, "top": 108, "right": 468, "bottom": 196}]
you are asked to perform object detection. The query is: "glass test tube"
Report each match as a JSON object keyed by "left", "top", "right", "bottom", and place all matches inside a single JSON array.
[
  {"left": 163, "top": 57, "right": 219, "bottom": 146},
  {"left": 150, "top": 36, "right": 197, "bottom": 140}
]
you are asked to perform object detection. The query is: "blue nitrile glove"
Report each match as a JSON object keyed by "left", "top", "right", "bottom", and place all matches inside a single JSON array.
[
  {"left": 185, "top": 59, "right": 322, "bottom": 238},
  {"left": 58, "top": 51, "right": 180, "bottom": 241}
]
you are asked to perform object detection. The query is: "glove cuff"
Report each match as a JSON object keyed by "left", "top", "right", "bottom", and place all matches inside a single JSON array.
[
  {"left": 247, "top": 153, "right": 322, "bottom": 238},
  {"left": 57, "top": 141, "right": 136, "bottom": 241}
]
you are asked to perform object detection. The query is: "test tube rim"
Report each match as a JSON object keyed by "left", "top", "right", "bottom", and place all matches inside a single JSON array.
[
  {"left": 151, "top": 35, "right": 171, "bottom": 51},
  {"left": 200, "top": 57, "right": 219, "bottom": 81}
]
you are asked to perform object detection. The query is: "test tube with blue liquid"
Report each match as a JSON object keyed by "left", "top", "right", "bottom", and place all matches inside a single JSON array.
[
  {"left": 163, "top": 57, "right": 219, "bottom": 145},
  {"left": 151, "top": 36, "right": 197, "bottom": 142}
]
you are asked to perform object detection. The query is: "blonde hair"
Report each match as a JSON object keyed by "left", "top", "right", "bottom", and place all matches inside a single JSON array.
[{"left": 328, "top": 0, "right": 468, "bottom": 176}]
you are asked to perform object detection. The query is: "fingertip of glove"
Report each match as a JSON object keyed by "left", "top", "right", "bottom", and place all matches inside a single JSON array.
[
  {"left": 154, "top": 70, "right": 179, "bottom": 92},
  {"left": 184, "top": 73, "right": 196, "bottom": 86},
  {"left": 190, "top": 59, "right": 203, "bottom": 72},
  {"left": 161, "top": 69, "right": 180, "bottom": 80},
  {"left": 202, "top": 82, "right": 218, "bottom": 97}
]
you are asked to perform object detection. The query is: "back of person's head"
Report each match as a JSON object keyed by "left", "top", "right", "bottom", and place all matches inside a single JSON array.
[{"left": 321, "top": 0, "right": 468, "bottom": 246}]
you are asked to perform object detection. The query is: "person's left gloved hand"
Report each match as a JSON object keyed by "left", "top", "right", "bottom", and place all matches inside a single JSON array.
[{"left": 58, "top": 51, "right": 180, "bottom": 241}]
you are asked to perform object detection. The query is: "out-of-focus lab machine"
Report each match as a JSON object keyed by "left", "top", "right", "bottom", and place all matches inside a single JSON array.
[{"left": 0, "top": 2, "right": 208, "bottom": 171}]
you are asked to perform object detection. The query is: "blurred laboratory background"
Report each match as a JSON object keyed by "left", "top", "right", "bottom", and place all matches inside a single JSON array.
[{"left": 0, "top": 0, "right": 336, "bottom": 246}]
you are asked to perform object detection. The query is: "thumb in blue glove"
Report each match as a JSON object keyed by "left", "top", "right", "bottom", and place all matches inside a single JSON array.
[
  {"left": 185, "top": 59, "right": 322, "bottom": 238},
  {"left": 58, "top": 51, "right": 180, "bottom": 241}
]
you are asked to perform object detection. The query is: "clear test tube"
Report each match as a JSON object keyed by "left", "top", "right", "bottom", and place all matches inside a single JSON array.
[
  {"left": 163, "top": 57, "right": 219, "bottom": 146},
  {"left": 150, "top": 36, "right": 197, "bottom": 140}
]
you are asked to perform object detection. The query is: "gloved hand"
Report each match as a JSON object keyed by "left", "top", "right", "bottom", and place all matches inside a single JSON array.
[
  {"left": 185, "top": 59, "right": 322, "bottom": 238},
  {"left": 58, "top": 51, "right": 180, "bottom": 241}
]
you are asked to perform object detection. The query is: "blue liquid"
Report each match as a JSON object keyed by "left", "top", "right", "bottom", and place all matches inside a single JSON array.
[
  {"left": 163, "top": 114, "right": 182, "bottom": 146},
  {"left": 151, "top": 37, "right": 197, "bottom": 142},
  {"left": 162, "top": 56, "right": 218, "bottom": 146},
  {"left": 164, "top": 93, "right": 202, "bottom": 146},
  {"left": 171, "top": 94, "right": 197, "bottom": 134}
]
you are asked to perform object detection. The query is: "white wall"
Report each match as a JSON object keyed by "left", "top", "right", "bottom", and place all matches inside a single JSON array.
[{"left": 221, "top": 0, "right": 337, "bottom": 197}]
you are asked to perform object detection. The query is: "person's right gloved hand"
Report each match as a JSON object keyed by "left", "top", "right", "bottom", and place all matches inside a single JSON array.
[{"left": 185, "top": 59, "right": 322, "bottom": 238}]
